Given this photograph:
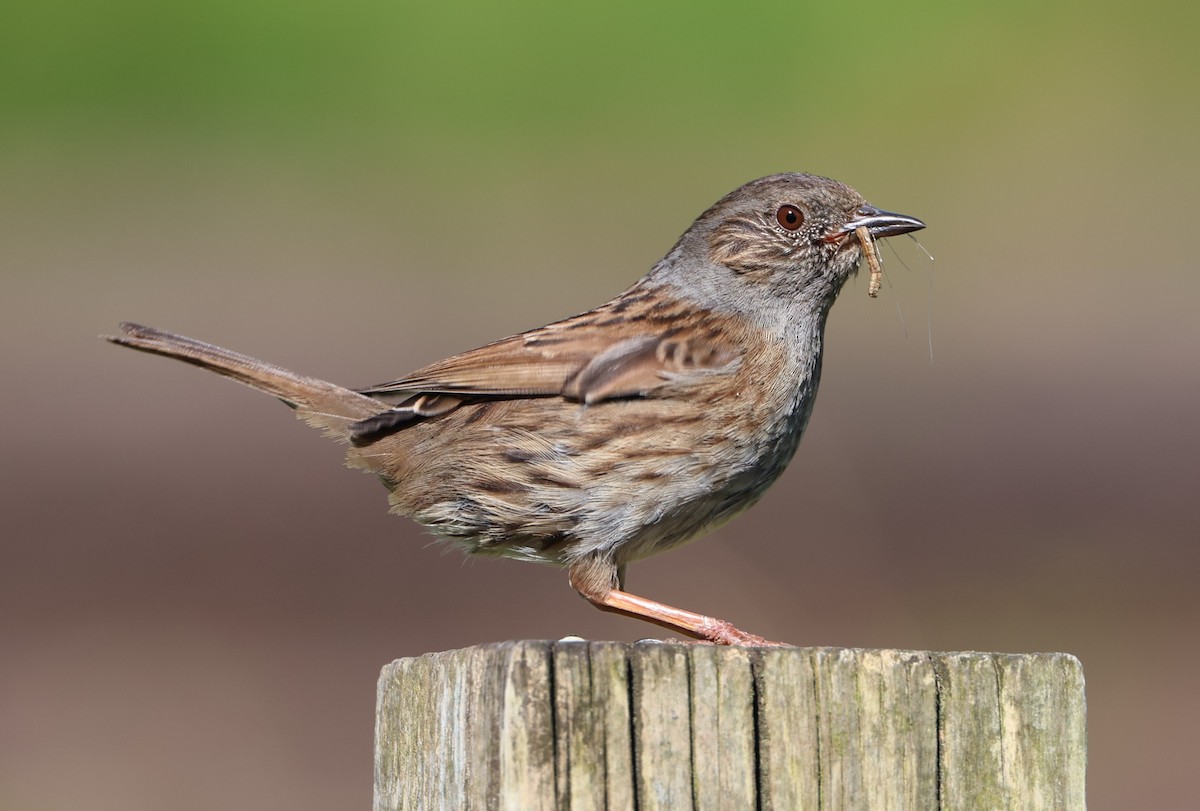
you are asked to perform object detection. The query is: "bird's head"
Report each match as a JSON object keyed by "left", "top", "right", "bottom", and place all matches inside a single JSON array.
[{"left": 664, "top": 173, "right": 925, "bottom": 310}]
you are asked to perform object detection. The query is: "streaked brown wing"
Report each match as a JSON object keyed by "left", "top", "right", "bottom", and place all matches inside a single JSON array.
[
  {"left": 357, "top": 305, "right": 741, "bottom": 405},
  {"left": 359, "top": 329, "right": 604, "bottom": 399},
  {"left": 349, "top": 301, "right": 742, "bottom": 446}
]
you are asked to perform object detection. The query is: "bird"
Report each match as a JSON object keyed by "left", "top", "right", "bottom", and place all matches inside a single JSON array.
[{"left": 107, "top": 172, "right": 925, "bottom": 646}]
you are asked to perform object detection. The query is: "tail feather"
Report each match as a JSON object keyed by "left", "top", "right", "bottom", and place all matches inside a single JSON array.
[{"left": 106, "top": 322, "right": 384, "bottom": 441}]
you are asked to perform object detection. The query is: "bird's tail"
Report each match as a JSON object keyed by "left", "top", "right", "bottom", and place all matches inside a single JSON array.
[{"left": 106, "top": 322, "right": 384, "bottom": 443}]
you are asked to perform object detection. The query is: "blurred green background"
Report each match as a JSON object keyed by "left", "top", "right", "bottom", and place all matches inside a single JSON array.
[{"left": 3, "top": 1, "right": 1197, "bottom": 808}]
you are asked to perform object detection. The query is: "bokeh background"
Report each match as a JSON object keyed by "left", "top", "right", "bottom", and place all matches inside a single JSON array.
[{"left": 3, "top": 2, "right": 1197, "bottom": 808}]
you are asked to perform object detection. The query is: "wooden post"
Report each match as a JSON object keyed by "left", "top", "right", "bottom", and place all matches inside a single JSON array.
[{"left": 375, "top": 641, "right": 1085, "bottom": 810}]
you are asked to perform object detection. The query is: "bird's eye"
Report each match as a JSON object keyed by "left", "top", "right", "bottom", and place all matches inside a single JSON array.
[{"left": 776, "top": 204, "right": 804, "bottom": 231}]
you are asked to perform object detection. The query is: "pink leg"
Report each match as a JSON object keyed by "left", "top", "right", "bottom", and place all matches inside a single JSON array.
[{"left": 569, "top": 559, "right": 790, "bottom": 647}]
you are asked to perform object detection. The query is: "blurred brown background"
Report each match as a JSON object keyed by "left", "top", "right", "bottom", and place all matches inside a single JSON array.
[{"left": 2, "top": 2, "right": 1197, "bottom": 808}]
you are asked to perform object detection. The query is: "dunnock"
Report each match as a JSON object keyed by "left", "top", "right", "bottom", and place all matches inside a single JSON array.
[{"left": 109, "top": 173, "right": 924, "bottom": 646}]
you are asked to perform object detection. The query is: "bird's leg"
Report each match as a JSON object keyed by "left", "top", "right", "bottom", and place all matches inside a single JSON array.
[{"left": 568, "top": 556, "right": 789, "bottom": 647}]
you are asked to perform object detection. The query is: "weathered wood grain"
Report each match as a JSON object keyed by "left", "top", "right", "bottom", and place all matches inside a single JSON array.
[{"left": 375, "top": 642, "right": 1085, "bottom": 810}]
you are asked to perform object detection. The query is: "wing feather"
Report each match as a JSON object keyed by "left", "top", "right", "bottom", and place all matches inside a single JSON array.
[{"left": 350, "top": 297, "right": 742, "bottom": 443}]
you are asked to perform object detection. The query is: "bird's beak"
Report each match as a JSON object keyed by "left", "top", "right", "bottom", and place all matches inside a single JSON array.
[{"left": 839, "top": 204, "right": 926, "bottom": 239}]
